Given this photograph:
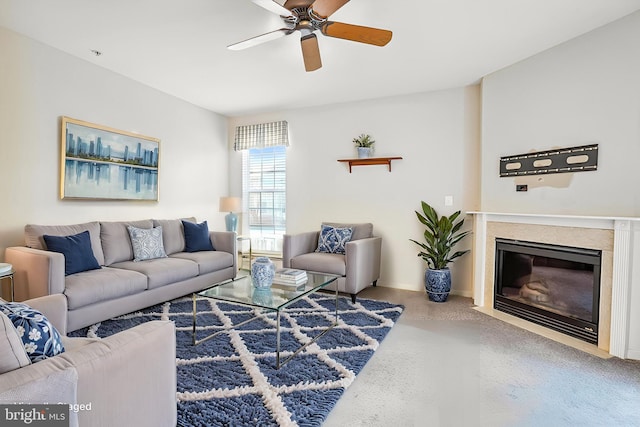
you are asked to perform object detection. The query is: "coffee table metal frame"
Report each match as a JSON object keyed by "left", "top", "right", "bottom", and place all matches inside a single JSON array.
[{"left": 192, "top": 272, "right": 339, "bottom": 369}]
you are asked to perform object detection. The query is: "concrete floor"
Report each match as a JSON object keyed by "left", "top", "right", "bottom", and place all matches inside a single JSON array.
[
  {"left": 322, "top": 286, "right": 484, "bottom": 427},
  {"left": 321, "top": 286, "right": 640, "bottom": 427}
]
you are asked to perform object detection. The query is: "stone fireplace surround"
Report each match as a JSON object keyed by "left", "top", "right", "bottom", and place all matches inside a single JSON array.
[{"left": 470, "top": 212, "right": 639, "bottom": 360}]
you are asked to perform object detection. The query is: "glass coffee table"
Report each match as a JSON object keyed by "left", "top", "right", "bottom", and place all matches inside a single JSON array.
[{"left": 193, "top": 271, "right": 339, "bottom": 369}]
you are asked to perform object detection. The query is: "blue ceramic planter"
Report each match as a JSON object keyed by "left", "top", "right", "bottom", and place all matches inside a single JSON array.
[{"left": 425, "top": 268, "right": 451, "bottom": 302}]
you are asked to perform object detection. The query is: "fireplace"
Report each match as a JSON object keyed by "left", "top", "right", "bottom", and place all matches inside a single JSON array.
[{"left": 494, "top": 238, "right": 601, "bottom": 344}]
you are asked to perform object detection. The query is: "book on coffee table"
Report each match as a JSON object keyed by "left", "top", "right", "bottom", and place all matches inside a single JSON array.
[{"left": 273, "top": 268, "right": 307, "bottom": 286}]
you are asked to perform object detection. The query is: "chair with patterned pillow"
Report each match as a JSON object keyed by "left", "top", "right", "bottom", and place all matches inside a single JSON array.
[{"left": 282, "top": 222, "right": 382, "bottom": 303}]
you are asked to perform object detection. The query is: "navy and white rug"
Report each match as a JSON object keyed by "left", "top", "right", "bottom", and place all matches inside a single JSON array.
[{"left": 70, "top": 293, "right": 404, "bottom": 426}]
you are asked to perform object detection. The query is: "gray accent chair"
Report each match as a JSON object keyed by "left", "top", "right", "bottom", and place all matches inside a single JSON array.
[{"left": 283, "top": 222, "right": 382, "bottom": 303}]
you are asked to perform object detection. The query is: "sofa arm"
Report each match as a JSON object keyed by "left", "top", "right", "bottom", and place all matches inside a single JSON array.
[
  {"left": 5, "top": 247, "right": 66, "bottom": 300},
  {"left": 283, "top": 231, "right": 320, "bottom": 268},
  {"left": 345, "top": 236, "right": 382, "bottom": 291},
  {"left": 62, "top": 320, "right": 177, "bottom": 427},
  {"left": 24, "top": 294, "right": 68, "bottom": 336},
  {"left": 210, "top": 231, "right": 237, "bottom": 271}
]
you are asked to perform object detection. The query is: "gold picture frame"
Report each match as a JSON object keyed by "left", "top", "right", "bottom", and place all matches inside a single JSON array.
[{"left": 60, "top": 117, "right": 160, "bottom": 201}]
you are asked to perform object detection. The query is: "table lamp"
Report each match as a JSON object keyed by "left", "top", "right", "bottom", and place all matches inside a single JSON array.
[{"left": 219, "top": 196, "right": 241, "bottom": 232}]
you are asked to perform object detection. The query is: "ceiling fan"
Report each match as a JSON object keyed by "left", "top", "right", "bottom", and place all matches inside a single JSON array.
[{"left": 228, "top": 0, "right": 392, "bottom": 72}]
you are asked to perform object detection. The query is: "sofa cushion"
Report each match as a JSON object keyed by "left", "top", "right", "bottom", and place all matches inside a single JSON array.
[
  {"left": 43, "top": 231, "right": 102, "bottom": 276},
  {"left": 111, "top": 258, "right": 199, "bottom": 290},
  {"left": 152, "top": 218, "right": 196, "bottom": 255},
  {"left": 322, "top": 222, "right": 373, "bottom": 241},
  {"left": 100, "top": 220, "right": 153, "bottom": 265},
  {"left": 127, "top": 226, "right": 168, "bottom": 262},
  {"left": 316, "top": 224, "right": 353, "bottom": 254},
  {"left": 290, "top": 252, "right": 346, "bottom": 276},
  {"left": 25, "top": 221, "right": 105, "bottom": 266},
  {"left": 0, "top": 302, "right": 65, "bottom": 363},
  {"left": 171, "top": 251, "right": 234, "bottom": 274},
  {"left": 0, "top": 311, "right": 31, "bottom": 374},
  {"left": 182, "top": 220, "right": 215, "bottom": 252},
  {"left": 64, "top": 267, "right": 148, "bottom": 310}
]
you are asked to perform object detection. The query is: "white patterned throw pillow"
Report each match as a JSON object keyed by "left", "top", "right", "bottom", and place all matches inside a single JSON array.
[
  {"left": 315, "top": 225, "right": 353, "bottom": 254},
  {"left": 127, "top": 226, "right": 168, "bottom": 262}
]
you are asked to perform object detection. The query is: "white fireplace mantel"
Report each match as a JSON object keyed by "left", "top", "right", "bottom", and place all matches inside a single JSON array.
[{"left": 469, "top": 211, "right": 640, "bottom": 360}]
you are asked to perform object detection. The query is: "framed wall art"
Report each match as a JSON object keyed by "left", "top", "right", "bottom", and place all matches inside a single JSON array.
[{"left": 60, "top": 116, "right": 160, "bottom": 201}]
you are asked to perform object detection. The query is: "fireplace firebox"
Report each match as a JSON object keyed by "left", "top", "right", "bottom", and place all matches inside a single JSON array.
[{"left": 494, "top": 238, "right": 601, "bottom": 344}]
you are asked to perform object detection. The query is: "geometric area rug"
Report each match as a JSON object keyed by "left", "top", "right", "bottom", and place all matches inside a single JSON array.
[{"left": 69, "top": 293, "right": 404, "bottom": 426}]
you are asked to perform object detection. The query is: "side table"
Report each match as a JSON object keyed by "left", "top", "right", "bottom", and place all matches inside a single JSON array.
[
  {"left": 237, "top": 236, "right": 252, "bottom": 271},
  {"left": 0, "top": 263, "right": 15, "bottom": 302}
]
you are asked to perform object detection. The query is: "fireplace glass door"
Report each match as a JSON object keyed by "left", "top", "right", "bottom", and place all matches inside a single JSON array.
[{"left": 494, "top": 238, "right": 601, "bottom": 344}]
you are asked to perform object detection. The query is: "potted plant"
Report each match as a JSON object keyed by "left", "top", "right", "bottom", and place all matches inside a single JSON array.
[
  {"left": 353, "top": 134, "right": 375, "bottom": 158},
  {"left": 409, "top": 201, "right": 471, "bottom": 302}
]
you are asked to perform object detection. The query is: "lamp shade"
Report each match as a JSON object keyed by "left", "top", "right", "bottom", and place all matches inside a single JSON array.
[{"left": 219, "top": 197, "right": 241, "bottom": 213}]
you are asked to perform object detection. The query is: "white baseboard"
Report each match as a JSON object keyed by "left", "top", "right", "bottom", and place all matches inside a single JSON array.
[
  {"left": 626, "top": 348, "right": 640, "bottom": 361},
  {"left": 376, "top": 282, "right": 422, "bottom": 292},
  {"left": 450, "top": 289, "right": 473, "bottom": 298},
  {"left": 374, "top": 282, "right": 473, "bottom": 298}
]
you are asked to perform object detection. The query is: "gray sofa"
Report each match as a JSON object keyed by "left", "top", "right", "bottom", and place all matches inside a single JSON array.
[
  {"left": 6, "top": 218, "right": 236, "bottom": 332},
  {"left": 0, "top": 294, "right": 177, "bottom": 427},
  {"left": 283, "top": 222, "right": 381, "bottom": 303}
]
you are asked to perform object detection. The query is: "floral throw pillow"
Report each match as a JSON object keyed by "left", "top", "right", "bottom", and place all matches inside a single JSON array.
[
  {"left": 127, "top": 226, "right": 168, "bottom": 262},
  {"left": 315, "top": 225, "right": 354, "bottom": 254},
  {"left": 0, "top": 302, "right": 65, "bottom": 363}
]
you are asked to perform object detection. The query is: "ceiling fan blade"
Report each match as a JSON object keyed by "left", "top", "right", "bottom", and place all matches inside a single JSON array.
[
  {"left": 227, "top": 28, "right": 293, "bottom": 50},
  {"left": 300, "top": 33, "right": 322, "bottom": 72},
  {"left": 321, "top": 21, "right": 392, "bottom": 46},
  {"left": 309, "top": 0, "right": 350, "bottom": 18},
  {"left": 284, "top": 0, "right": 315, "bottom": 9},
  {"left": 252, "top": 0, "right": 293, "bottom": 17}
]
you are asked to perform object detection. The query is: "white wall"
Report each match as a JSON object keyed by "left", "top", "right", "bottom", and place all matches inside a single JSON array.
[
  {"left": 228, "top": 86, "right": 481, "bottom": 295},
  {"left": 0, "top": 27, "right": 230, "bottom": 263},
  {"left": 481, "top": 11, "right": 640, "bottom": 216},
  {"left": 481, "top": 11, "right": 640, "bottom": 358}
]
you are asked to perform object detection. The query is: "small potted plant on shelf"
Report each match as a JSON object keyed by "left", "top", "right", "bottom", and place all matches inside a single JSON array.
[
  {"left": 409, "top": 201, "right": 471, "bottom": 302},
  {"left": 353, "top": 134, "right": 375, "bottom": 158}
]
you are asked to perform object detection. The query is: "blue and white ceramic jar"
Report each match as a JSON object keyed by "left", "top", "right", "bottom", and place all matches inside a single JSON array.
[{"left": 251, "top": 257, "right": 275, "bottom": 289}]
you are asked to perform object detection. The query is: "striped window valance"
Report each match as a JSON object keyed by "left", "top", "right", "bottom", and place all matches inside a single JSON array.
[{"left": 234, "top": 121, "right": 289, "bottom": 151}]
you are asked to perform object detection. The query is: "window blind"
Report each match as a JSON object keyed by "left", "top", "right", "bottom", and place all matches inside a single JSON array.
[
  {"left": 234, "top": 121, "right": 289, "bottom": 151},
  {"left": 242, "top": 146, "right": 286, "bottom": 253}
]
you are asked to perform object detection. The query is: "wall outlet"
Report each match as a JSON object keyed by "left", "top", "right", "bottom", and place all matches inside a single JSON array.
[{"left": 445, "top": 195, "right": 454, "bottom": 206}]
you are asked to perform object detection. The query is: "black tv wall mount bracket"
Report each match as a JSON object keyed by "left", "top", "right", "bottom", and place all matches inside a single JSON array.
[{"left": 499, "top": 144, "right": 598, "bottom": 177}]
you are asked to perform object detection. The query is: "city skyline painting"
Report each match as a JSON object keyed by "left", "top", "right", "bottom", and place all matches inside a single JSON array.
[{"left": 60, "top": 116, "right": 160, "bottom": 201}]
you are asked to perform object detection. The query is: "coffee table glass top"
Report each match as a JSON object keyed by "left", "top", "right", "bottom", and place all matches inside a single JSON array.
[{"left": 197, "top": 272, "right": 338, "bottom": 310}]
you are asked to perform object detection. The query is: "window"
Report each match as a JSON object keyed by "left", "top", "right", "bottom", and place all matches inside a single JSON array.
[
  {"left": 242, "top": 146, "right": 286, "bottom": 253},
  {"left": 235, "top": 121, "right": 289, "bottom": 254}
]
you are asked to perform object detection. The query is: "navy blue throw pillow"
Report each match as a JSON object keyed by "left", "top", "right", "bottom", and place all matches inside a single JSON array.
[
  {"left": 182, "top": 220, "right": 215, "bottom": 252},
  {"left": 43, "top": 230, "right": 101, "bottom": 276}
]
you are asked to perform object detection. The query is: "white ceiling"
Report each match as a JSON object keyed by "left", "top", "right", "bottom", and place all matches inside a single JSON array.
[{"left": 2, "top": 0, "right": 640, "bottom": 117}]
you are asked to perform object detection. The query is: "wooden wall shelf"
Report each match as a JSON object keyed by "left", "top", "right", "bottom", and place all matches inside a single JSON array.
[{"left": 337, "top": 156, "right": 403, "bottom": 173}]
